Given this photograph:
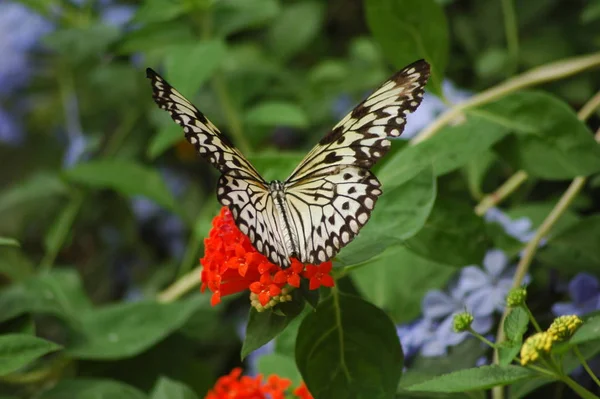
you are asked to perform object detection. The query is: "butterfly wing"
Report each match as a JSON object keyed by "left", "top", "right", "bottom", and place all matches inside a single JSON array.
[
  {"left": 283, "top": 60, "right": 430, "bottom": 264},
  {"left": 147, "top": 68, "right": 288, "bottom": 264}
]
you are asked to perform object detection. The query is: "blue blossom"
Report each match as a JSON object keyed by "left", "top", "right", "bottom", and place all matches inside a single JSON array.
[
  {"left": 459, "top": 249, "right": 527, "bottom": 317},
  {"left": 397, "top": 318, "right": 440, "bottom": 358},
  {"left": 484, "top": 207, "right": 536, "bottom": 243},
  {"left": 101, "top": 3, "right": 136, "bottom": 29},
  {"left": 0, "top": 107, "right": 23, "bottom": 145},
  {"left": 404, "top": 80, "right": 471, "bottom": 139},
  {"left": 0, "top": 2, "right": 52, "bottom": 96},
  {"left": 552, "top": 273, "right": 600, "bottom": 316}
]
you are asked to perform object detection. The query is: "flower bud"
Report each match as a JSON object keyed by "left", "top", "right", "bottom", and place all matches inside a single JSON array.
[
  {"left": 547, "top": 315, "right": 583, "bottom": 341},
  {"left": 520, "top": 332, "right": 553, "bottom": 366},
  {"left": 506, "top": 287, "right": 527, "bottom": 307},
  {"left": 453, "top": 312, "right": 474, "bottom": 332}
]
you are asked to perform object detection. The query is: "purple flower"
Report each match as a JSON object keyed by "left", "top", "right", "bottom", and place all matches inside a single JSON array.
[
  {"left": 485, "top": 207, "right": 535, "bottom": 243},
  {"left": 553, "top": 273, "right": 600, "bottom": 316},
  {"left": 404, "top": 80, "right": 471, "bottom": 139},
  {"left": 0, "top": 2, "right": 52, "bottom": 96},
  {"left": 458, "top": 249, "right": 527, "bottom": 317},
  {"left": 101, "top": 4, "right": 136, "bottom": 29},
  {"left": 397, "top": 318, "right": 439, "bottom": 358},
  {"left": 0, "top": 107, "right": 23, "bottom": 145}
]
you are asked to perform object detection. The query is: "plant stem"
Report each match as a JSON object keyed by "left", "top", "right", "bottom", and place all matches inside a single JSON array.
[
  {"left": 560, "top": 374, "right": 600, "bottom": 399},
  {"left": 475, "top": 170, "right": 528, "bottom": 216},
  {"left": 574, "top": 346, "right": 600, "bottom": 388},
  {"left": 468, "top": 328, "right": 498, "bottom": 349},
  {"left": 524, "top": 305, "right": 542, "bottom": 332},
  {"left": 413, "top": 52, "right": 600, "bottom": 144},
  {"left": 157, "top": 265, "right": 203, "bottom": 303},
  {"left": 501, "top": 0, "right": 519, "bottom": 71},
  {"left": 212, "top": 73, "right": 250, "bottom": 154},
  {"left": 474, "top": 90, "right": 600, "bottom": 214}
]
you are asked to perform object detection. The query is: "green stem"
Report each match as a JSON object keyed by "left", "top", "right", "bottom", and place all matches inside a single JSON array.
[
  {"left": 560, "top": 374, "right": 600, "bottom": 399},
  {"left": 158, "top": 265, "right": 203, "bottom": 303},
  {"left": 413, "top": 52, "right": 600, "bottom": 144},
  {"left": 40, "top": 190, "right": 85, "bottom": 271},
  {"left": 475, "top": 170, "right": 529, "bottom": 216},
  {"left": 574, "top": 346, "right": 600, "bottom": 388},
  {"left": 501, "top": 0, "right": 519, "bottom": 70},
  {"left": 102, "top": 111, "right": 140, "bottom": 157},
  {"left": 212, "top": 73, "right": 250, "bottom": 154},
  {"left": 524, "top": 305, "right": 542, "bottom": 332},
  {"left": 468, "top": 328, "right": 498, "bottom": 349}
]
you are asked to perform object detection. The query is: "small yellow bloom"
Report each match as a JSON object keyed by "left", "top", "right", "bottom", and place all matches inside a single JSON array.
[
  {"left": 520, "top": 332, "right": 554, "bottom": 366},
  {"left": 547, "top": 315, "right": 583, "bottom": 341}
]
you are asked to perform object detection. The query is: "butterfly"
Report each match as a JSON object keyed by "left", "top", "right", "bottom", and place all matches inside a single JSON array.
[{"left": 146, "top": 60, "right": 430, "bottom": 268}]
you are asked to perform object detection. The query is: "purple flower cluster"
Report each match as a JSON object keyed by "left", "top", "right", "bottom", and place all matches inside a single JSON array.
[
  {"left": 553, "top": 273, "right": 600, "bottom": 316},
  {"left": 397, "top": 209, "right": 534, "bottom": 359},
  {"left": 0, "top": 2, "right": 52, "bottom": 145}
]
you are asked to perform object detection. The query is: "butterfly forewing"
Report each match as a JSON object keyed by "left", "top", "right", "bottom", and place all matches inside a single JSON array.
[
  {"left": 282, "top": 59, "right": 430, "bottom": 264},
  {"left": 146, "top": 60, "right": 430, "bottom": 269}
]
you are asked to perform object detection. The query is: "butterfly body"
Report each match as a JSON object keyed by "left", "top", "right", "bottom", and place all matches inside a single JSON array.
[{"left": 147, "top": 60, "right": 430, "bottom": 268}]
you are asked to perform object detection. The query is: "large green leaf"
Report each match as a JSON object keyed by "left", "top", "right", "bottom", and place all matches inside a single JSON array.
[
  {"left": 38, "top": 379, "right": 147, "bottom": 399},
  {"left": 296, "top": 293, "right": 402, "bottom": 399},
  {"left": 365, "top": 0, "right": 449, "bottom": 96},
  {"left": 150, "top": 376, "right": 199, "bottom": 399},
  {"left": 267, "top": 1, "right": 324, "bottom": 60},
  {"left": 405, "top": 365, "right": 537, "bottom": 392},
  {"left": 0, "top": 334, "right": 62, "bottom": 376},
  {"left": 66, "top": 297, "right": 205, "bottom": 360},
  {"left": 481, "top": 91, "right": 600, "bottom": 179},
  {"left": 63, "top": 160, "right": 177, "bottom": 212},
  {"left": 0, "top": 269, "right": 92, "bottom": 324},
  {"left": 245, "top": 102, "right": 309, "bottom": 128},
  {"left": 405, "top": 197, "right": 489, "bottom": 267},
  {"left": 165, "top": 40, "right": 227, "bottom": 97},
  {"left": 258, "top": 353, "right": 302, "bottom": 387},
  {"left": 568, "top": 316, "right": 600, "bottom": 345},
  {"left": 538, "top": 215, "right": 600, "bottom": 273},
  {"left": 213, "top": 0, "right": 279, "bottom": 36},
  {"left": 337, "top": 166, "right": 436, "bottom": 265},
  {"left": 352, "top": 245, "right": 454, "bottom": 323},
  {"left": 378, "top": 116, "right": 508, "bottom": 185},
  {"left": 0, "top": 172, "right": 68, "bottom": 214}
]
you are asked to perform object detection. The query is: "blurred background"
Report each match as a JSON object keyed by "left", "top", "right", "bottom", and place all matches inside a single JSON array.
[{"left": 1, "top": 0, "right": 600, "bottom": 397}]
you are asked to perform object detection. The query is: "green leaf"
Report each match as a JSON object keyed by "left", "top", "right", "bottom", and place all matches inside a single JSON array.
[
  {"left": 365, "top": 0, "right": 449, "bottom": 96},
  {"left": 379, "top": 116, "right": 508, "bottom": 185},
  {"left": 353, "top": 245, "right": 454, "bottom": 323},
  {"left": 0, "top": 172, "right": 68, "bottom": 214},
  {"left": 569, "top": 316, "right": 600, "bottom": 345},
  {"left": 538, "top": 215, "right": 600, "bottom": 273},
  {"left": 481, "top": 91, "right": 600, "bottom": 179},
  {"left": 118, "top": 22, "right": 194, "bottom": 54},
  {"left": 248, "top": 152, "right": 305, "bottom": 182},
  {"left": 257, "top": 353, "right": 302, "bottom": 387},
  {"left": 405, "top": 365, "right": 536, "bottom": 392},
  {"left": 133, "top": 0, "right": 194, "bottom": 24},
  {"left": 0, "top": 246, "right": 34, "bottom": 282},
  {"left": 405, "top": 197, "right": 488, "bottom": 267},
  {"left": 245, "top": 102, "right": 309, "bottom": 128},
  {"left": 165, "top": 40, "right": 227, "bottom": 97},
  {"left": 0, "top": 237, "right": 19, "bottom": 247},
  {"left": 267, "top": 1, "right": 324, "bottom": 60},
  {"left": 148, "top": 124, "right": 184, "bottom": 159},
  {"left": 66, "top": 297, "right": 204, "bottom": 360},
  {"left": 504, "top": 307, "right": 529, "bottom": 342},
  {"left": 498, "top": 307, "right": 529, "bottom": 366},
  {"left": 63, "top": 160, "right": 177, "bottom": 212},
  {"left": 150, "top": 376, "right": 199, "bottom": 399},
  {"left": 507, "top": 201, "right": 580, "bottom": 238},
  {"left": 43, "top": 191, "right": 83, "bottom": 257},
  {"left": 337, "top": 166, "right": 436, "bottom": 265},
  {"left": 241, "top": 302, "right": 304, "bottom": 360},
  {"left": 44, "top": 24, "right": 120, "bottom": 63},
  {"left": 296, "top": 293, "right": 403, "bottom": 399},
  {"left": 0, "top": 269, "right": 92, "bottom": 323},
  {"left": 38, "top": 379, "right": 147, "bottom": 399},
  {"left": 213, "top": 0, "right": 279, "bottom": 36},
  {"left": 0, "top": 334, "right": 62, "bottom": 376}
]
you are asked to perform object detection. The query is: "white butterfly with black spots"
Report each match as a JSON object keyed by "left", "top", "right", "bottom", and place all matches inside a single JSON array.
[{"left": 146, "top": 60, "right": 430, "bottom": 268}]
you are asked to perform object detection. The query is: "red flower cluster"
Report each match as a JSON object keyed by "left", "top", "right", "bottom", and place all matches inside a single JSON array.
[
  {"left": 204, "top": 368, "right": 313, "bottom": 399},
  {"left": 200, "top": 207, "right": 335, "bottom": 308}
]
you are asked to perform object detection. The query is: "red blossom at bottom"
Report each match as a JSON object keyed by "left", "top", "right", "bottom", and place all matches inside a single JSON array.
[
  {"left": 204, "top": 368, "right": 313, "bottom": 399},
  {"left": 200, "top": 207, "right": 334, "bottom": 309}
]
